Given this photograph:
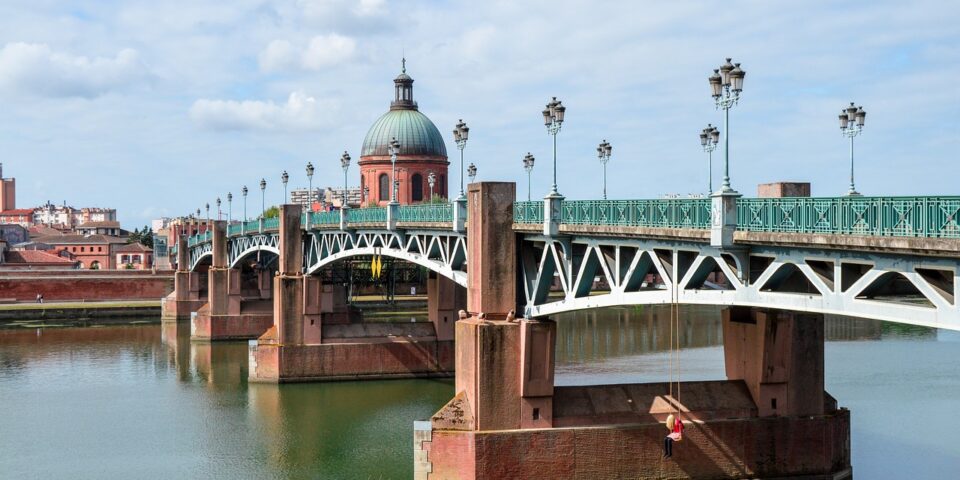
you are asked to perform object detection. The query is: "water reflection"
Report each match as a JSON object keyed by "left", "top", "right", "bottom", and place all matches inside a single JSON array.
[{"left": 0, "top": 310, "right": 955, "bottom": 479}]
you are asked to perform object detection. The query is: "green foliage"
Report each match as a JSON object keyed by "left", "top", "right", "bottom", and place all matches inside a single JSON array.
[
  {"left": 426, "top": 194, "right": 448, "bottom": 204},
  {"left": 263, "top": 206, "right": 280, "bottom": 218},
  {"left": 127, "top": 225, "right": 154, "bottom": 248}
]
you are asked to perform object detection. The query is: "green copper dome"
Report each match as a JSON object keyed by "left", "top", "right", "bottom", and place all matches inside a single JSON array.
[
  {"left": 361, "top": 62, "right": 448, "bottom": 158},
  {"left": 361, "top": 109, "right": 447, "bottom": 157}
]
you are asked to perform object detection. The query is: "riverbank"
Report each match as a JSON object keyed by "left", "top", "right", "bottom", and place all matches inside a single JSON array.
[
  {"left": 0, "top": 296, "right": 432, "bottom": 328},
  {"left": 0, "top": 300, "right": 162, "bottom": 328}
]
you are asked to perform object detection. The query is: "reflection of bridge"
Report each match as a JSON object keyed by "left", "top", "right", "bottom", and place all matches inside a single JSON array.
[
  {"left": 183, "top": 194, "right": 960, "bottom": 330},
  {"left": 169, "top": 183, "right": 958, "bottom": 479}
]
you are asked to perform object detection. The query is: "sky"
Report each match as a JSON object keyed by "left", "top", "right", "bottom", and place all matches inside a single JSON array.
[{"left": 0, "top": 0, "right": 957, "bottom": 228}]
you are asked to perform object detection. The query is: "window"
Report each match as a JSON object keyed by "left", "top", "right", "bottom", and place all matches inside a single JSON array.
[
  {"left": 80, "top": 246, "right": 85, "bottom": 252},
  {"left": 378, "top": 173, "right": 390, "bottom": 201},
  {"left": 121, "top": 255, "right": 130, "bottom": 264},
  {"left": 411, "top": 173, "right": 423, "bottom": 202},
  {"left": 98, "top": 246, "right": 102, "bottom": 252}
]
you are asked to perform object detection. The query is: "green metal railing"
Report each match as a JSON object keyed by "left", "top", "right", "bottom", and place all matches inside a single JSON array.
[
  {"left": 187, "top": 231, "right": 211, "bottom": 247},
  {"left": 349, "top": 206, "right": 387, "bottom": 224},
  {"left": 263, "top": 217, "right": 280, "bottom": 230},
  {"left": 227, "top": 224, "right": 242, "bottom": 236},
  {"left": 514, "top": 201, "right": 544, "bottom": 224},
  {"left": 560, "top": 199, "right": 713, "bottom": 229},
  {"left": 310, "top": 211, "right": 340, "bottom": 226},
  {"left": 396, "top": 203, "right": 454, "bottom": 223},
  {"left": 738, "top": 196, "right": 960, "bottom": 238}
]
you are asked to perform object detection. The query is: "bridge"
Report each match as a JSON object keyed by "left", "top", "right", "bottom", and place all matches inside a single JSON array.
[
  {"left": 164, "top": 184, "right": 958, "bottom": 479},
  {"left": 181, "top": 193, "right": 960, "bottom": 330}
]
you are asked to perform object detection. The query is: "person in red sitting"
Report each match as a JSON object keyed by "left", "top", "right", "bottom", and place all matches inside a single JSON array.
[{"left": 663, "top": 414, "right": 684, "bottom": 459}]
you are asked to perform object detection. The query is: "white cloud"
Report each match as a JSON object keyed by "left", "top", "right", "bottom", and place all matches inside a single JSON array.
[
  {"left": 0, "top": 43, "right": 149, "bottom": 98},
  {"left": 301, "top": 34, "right": 356, "bottom": 70},
  {"left": 258, "top": 39, "right": 297, "bottom": 73},
  {"left": 258, "top": 34, "right": 357, "bottom": 73},
  {"left": 189, "top": 91, "right": 336, "bottom": 131}
]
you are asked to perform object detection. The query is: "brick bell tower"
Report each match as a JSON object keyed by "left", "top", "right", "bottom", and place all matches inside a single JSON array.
[{"left": 358, "top": 60, "right": 449, "bottom": 206}]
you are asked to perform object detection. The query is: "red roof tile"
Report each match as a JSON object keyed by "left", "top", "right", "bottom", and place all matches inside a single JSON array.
[{"left": 5, "top": 250, "right": 78, "bottom": 264}]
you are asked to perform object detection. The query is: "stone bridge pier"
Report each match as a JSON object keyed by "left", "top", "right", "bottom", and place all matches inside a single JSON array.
[
  {"left": 192, "top": 220, "right": 274, "bottom": 341},
  {"left": 417, "top": 183, "right": 851, "bottom": 480},
  {"left": 161, "top": 235, "right": 207, "bottom": 321},
  {"left": 248, "top": 204, "right": 458, "bottom": 383}
]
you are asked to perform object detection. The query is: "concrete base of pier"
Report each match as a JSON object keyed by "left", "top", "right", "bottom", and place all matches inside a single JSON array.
[
  {"left": 190, "top": 300, "right": 274, "bottom": 341},
  {"left": 161, "top": 293, "right": 205, "bottom": 322},
  {"left": 419, "top": 380, "right": 852, "bottom": 480},
  {"left": 248, "top": 323, "right": 454, "bottom": 383}
]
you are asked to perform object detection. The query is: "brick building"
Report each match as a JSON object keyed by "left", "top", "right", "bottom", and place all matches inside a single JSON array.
[
  {"left": 32, "top": 234, "right": 128, "bottom": 269},
  {"left": 358, "top": 61, "right": 449, "bottom": 206},
  {"left": 114, "top": 243, "right": 153, "bottom": 270}
]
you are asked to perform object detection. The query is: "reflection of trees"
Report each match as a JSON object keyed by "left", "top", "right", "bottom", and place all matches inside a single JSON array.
[
  {"left": 554, "top": 305, "right": 723, "bottom": 364},
  {"left": 248, "top": 379, "right": 452, "bottom": 478}
]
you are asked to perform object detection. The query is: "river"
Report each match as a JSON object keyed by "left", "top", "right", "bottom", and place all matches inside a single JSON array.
[{"left": 1, "top": 306, "right": 958, "bottom": 479}]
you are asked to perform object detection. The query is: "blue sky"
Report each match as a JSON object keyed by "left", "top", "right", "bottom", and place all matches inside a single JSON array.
[{"left": 0, "top": 0, "right": 957, "bottom": 228}]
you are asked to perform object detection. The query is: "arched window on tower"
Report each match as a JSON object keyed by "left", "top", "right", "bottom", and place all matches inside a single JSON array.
[
  {"left": 440, "top": 175, "right": 446, "bottom": 198},
  {"left": 379, "top": 173, "right": 390, "bottom": 201},
  {"left": 411, "top": 173, "right": 423, "bottom": 202}
]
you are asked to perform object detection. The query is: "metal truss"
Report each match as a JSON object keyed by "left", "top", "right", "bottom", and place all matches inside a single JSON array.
[
  {"left": 188, "top": 242, "right": 212, "bottom": 270},
  {"left": 228, "top": 233, "right": 279, "bottom": 268},
  {"left": 521, "top": 234, "right": 960, "bottom": 331},
  {"left": 304, "top": 229, "right": 468, "bottom": 286}
]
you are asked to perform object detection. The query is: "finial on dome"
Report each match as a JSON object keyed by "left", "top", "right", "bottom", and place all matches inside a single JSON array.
[{"left": 402, "top": 57, "right": 406, "bottom": 74}]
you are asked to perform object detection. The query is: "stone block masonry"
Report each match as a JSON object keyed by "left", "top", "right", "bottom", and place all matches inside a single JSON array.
[{"left": 0, "top": 270, "right": 173, "bottom": 302}]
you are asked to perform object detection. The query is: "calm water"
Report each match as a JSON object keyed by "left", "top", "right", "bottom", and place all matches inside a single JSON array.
[{"left": 1, "top": 306, "right": 958, "bottom": 479}]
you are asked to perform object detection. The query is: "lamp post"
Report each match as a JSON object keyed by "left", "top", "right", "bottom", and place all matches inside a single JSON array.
[
  {"left": 388, "top": 137, "right": 400, "bottom": 204},
  {"left": 306, "top": 162, "right": 315, "bottom": 211},
  {"left": 227, "top": 192, "right": 233, "bottom": 224},
  {"left": 709, "top": 58, "right": 745, "bottom": 194},
  {"left": 467, "top": 163, "right": 477, "bottom": 184},
  {"left": 453, "top": 120, "right": 470, "bottom": 199},
  {"left": 542, "top": 97, "right": 566, "bottom": 196},
  {"left": 216, "top": 197, "right": 221, "bottom": 221},
  {"left": 839, "top": 102, "right": 866, "bottom": 196},
  {"left": 427, "top": 172, "right": 436, "bottom": 201},
  {"left": 259, "top": 178, "right": 266, "bottom": 218},
  {"left": 241, "top": 186, "right": 248, "bottom": 222},
  {"left": 522, "top": 153, "right": 535, "bottom": 202},
  {"left": 699, "top": 125, "right": 720, "bottom": 194},
  {"left": 281, "top": 170, "right": 289, "bottom": 204},
  {"left": 340, "top": 151, "right": 351, "bottom": 208},
  {"left": 597, "top": 140, "right": 612, "bottom": 200}
]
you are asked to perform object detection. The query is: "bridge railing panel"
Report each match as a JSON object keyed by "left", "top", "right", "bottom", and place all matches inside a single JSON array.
[
  {"left": 263, "top": 217, "right": 280, "bottom": 231},
  {"left": 227, "top": 223, "right": 242, "bottom": 236},
  {"left": 309, "top": 211, "right": 340, "bottom": 226},
  {"left": 514, "top": 201, "right": 544, "bottom": 224},
  {"left": 348, "top": 206, "right": 387, "bottom": 225},
  {"left": 559, "top": 199, "right": 712, "bottom": 229},
  {"left": 737, "top": 196, "right": 960, "bottom": 238},
  {"left": 395, "top": 203, "right": 454, "bottom": 223}
]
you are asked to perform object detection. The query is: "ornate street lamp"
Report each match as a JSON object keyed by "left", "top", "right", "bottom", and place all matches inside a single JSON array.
[
  {"left": 340, "top": 151, "right": 351, "bottom": 208},
  {"left": 281, "top": 170, "right": 289, "bottom": 203},
  {"left": 259, "top": 178, "right": 266, "bottom": 219},
  {"left": 709, "top": 58, "right": 745, "bottom": 194},
  {"left": 241, "top": 185, "right": 248, "bottom": 221},
  {"left": 363, "top": 186, "right": 370, "bottom": 205},
  {"left": 542, "top": 97, "right": 566, "bottom": 196},
  {"left": 597, "top": 140, "right": 612, "bottom": 200},
  {"left": 205, "top": 203, "right": 210, "bottom": 224},
  {"left": 522, "top": 153, "right": 535, "bottom": 202},
  {"left": 306, "top": 162, "right": 315, "bottom": 210},
  {"left": 388, "top": 137, "right": 400, "bottom": 204},
  {"left": 467, "top": 163, "right": 477, "bottom": 184},
  {"left": 227, "top": 192, "right": 233, "bottom": 224},
  {"left": 216, "top": 197, "right": 221, "bottom": 221},
  {"left": 839, "top": 102, "right": 866, "bottom": 196},
  {"left": 427, "top": 172, "right": 436, "bottom": 201},
  {"left": 699, "top": 125, "right": 720, "bottom": 194},
  {"left": 453, "top": 119, "right": 470, "bottom": 199}
]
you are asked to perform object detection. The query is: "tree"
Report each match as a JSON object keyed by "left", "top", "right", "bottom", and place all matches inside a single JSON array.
[{"left": 263, "top": 206, "right": 280, "bottom": 218}]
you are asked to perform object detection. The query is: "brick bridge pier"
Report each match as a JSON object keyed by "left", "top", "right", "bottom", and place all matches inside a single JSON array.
[{"left": 416, "top": 182, "right": 851, "bottom": 480}]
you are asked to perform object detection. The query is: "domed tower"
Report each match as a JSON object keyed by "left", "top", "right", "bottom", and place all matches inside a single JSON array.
[{"left": 359, "top": 60, "right": 448, "bottom": 206}]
